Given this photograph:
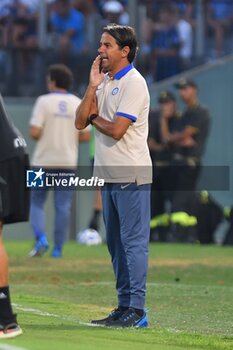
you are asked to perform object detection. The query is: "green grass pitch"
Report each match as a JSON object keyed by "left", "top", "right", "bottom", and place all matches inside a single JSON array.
[{"left": 1, "top": 241, "right": 232, "bottom": 350}]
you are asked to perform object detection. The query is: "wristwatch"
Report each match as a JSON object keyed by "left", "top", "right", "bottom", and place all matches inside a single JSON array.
[{"left": 89, "top": 114, "right": 98, "bottom": 125}]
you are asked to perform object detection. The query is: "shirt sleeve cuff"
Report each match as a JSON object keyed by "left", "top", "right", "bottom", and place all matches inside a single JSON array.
[{"left": 116, "top": 112, "right": 137, "bottom": 122}]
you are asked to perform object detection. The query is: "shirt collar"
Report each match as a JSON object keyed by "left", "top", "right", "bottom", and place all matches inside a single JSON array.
[
  {"left": 112, "top": 63, "right": 134, "bottom": 80},
  {"left": 49, "top": 91, "right": 69, "bottom": 95}
]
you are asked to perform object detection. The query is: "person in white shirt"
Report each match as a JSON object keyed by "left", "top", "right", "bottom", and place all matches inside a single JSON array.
[
  {"left": 29, "top": 63, "right": 90, "bottom": 258},
  {"left": 171, "top": 5, "right": 193, "bottom": 70},
  {"left": 75, "top": 24, "right": 152, "bottom": 328}
]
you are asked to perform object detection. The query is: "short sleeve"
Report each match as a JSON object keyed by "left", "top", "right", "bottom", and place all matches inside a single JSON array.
[
  {"left": 30, "top": 97, "right": 46, "bottom": 128},
  {"left": 116, "top": 79, "right": 149, "bottom": 122}
]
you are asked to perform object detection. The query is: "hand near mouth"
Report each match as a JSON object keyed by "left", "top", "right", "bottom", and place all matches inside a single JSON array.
[{"left": 89, "top": 55, "right": 105, "bottom": 88}]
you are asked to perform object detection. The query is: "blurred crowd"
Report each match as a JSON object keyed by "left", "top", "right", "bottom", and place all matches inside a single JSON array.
[
  {"left": 141, "top": 0, "right": 233, "bottom": 82},
  {"left": 1, "top": 0, "right": 233, "bottom": 95}
]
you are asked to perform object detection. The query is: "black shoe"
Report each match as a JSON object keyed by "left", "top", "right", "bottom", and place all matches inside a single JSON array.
[
  {"left": 91, "top": 307, "right": 126, "bottom": 326},
  {"left": 107, "top": 308, "right": 148, "bottom": 328}
]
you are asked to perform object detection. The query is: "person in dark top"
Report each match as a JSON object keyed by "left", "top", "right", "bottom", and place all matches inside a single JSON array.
[
  {"left": 160, "top": 78, "right": 211, "bottom": 242},
  {"left": 0, "top": 94, "right": 29, "bottom": 339},
  {"left": 174, "top": 80, "right": 210, "bottom": 160},
  {"left": 148, "top": 90, "right": 182, "bottom": 241},
  {"left": 150, "top": 6, "right": 181, "bottom": 81}
]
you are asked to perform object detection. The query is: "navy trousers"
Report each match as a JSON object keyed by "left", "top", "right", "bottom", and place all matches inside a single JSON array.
[
  {"left": 30, "top": 188, "right": 74, "bottom": 248},
  {"left": 101, "top": 183, "right": 151, "bottom": 310}
]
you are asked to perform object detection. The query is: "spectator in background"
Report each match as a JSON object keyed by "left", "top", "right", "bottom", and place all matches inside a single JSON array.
[
  {"left": 71, "top": 0, "right": 102, "bottom": 57},
  {"left": 17, "top": 0, "right": 39, "bottom": 14},
  {"left": 0, "top": 1, "right": 9, "bottom": 47},
  {"left": 92, "top": 0, "right": 105, "bottom": 17},
  {"left": 0, "top": 0, "right": 39, "bottom": 82},
  {"left": 50, "top": 0, "right": 87, "bottom": 62},
  {"left": 148, "top": 91, "right": 182, "bottom": 242},
  {"left": 72, "top": 0, "right": 96, "bottom": 17},
  {"left": 9, "top": 1, "right": 56, "bottom": 52},
  {"left": 93, "top": 0, "right": 128, "bottom": 18},
  {"left": 161, "top": 78, "right": 211, "bottom": 243},
  {"left": 207, "top": 0, "right": 233, "bottom": 57},
  {"left": 150, "top": 5, "right": 181, "bottom": 81},
  {"left": 174, "top": 0, "right": 195, "bottom": 29},
  {"left": 0, "top": 0, "right": 38, "bottom": 49},
  {"left": 102, "top": 1, "right": 129, "bottom": 25},
  {"left": 171, "top": 4, "right": 193, "bottom": 70},
  {"left": 0, "top": 2, "right": 15, "bottom": 80}
]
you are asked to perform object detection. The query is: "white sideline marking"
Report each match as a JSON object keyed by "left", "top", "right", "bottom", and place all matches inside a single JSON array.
[
  {"left": 0, "top": 345, "right": 28, "bottom": 350},
  {"left": 12, "top": 304, "right": 96, "bottom": 327},
  {"left": 12, "top": 304, "right": 152, "bottom": 331}
]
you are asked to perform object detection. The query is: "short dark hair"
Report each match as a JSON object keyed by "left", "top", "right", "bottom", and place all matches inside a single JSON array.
[
  {"left": 174, "top": 78, "right": 197, "bottom": 89},
  {"left": 103, "top": 23, "right": 138, "bottom": 63},
  {"left": 158, "top": 90, "right": 176, "bottom": 103},
  {"left": 48, "top": 64, "right": 73, "bottom": 90}
]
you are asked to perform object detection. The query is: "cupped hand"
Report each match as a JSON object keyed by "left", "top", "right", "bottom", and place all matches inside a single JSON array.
[{"left": 89, "top": 55, "right": 105, "bottom": 88}]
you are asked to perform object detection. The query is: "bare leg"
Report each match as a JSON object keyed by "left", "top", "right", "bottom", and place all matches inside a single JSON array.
[
  {"left": 0, "top": 221, "right": 23, "bottom": 338},
  {"left": 89, "top": 188, "right": 102, "bottom": 231},
  {"left": 0, "top": 221, "right": 8, "bottom": 287},
  {"left": 95, "top": 188, "right": 102, "bottom": 212},
  {"left": 0, "top": 219, "right": 13, "bottom": 321}
]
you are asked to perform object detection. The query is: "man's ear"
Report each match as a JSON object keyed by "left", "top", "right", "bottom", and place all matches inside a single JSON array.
[{"left": 122, "top": 46, "right": 130, "bottom": 58}]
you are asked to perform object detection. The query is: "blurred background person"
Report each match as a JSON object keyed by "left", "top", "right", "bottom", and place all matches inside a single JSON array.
[
  {"left": 173, "top": 0, "right": 195, "bottom": 29},
  {"left": 1, "top": 0, "right": 233, "bottom": 95},
  {"left": 150, "top": 4, "right": 181, "bottom": 81},
  {"left": 50, "top": 0, "right": 88, "bottom": 63},
  {"left": 148, "top": 90, "right": 182, "bottom": 242},
  {"left": 171, "top": 4, "right": 193, "bottom": 71},
  {"left": 161, "top": 78, "right": 211, "bottom": 243},
  {"left": 102, "top": 0, "right": 129, "bottom": 25},
  {"left": 29, "top": 63, "right": 90, "bottom": 258},
  {"left": 207, "top": 0, "right": 233, "bottom": 58}
]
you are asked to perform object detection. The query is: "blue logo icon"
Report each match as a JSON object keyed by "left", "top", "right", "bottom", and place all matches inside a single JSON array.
[
  {"left": 112, "top": 87, "right": 119, "bottom": 95},
  {"left": 58, "top": 101, "right": 67, "bottom": 113},
  {"left": 26, "top": 168, "right": 45, "bottom": 188}
]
